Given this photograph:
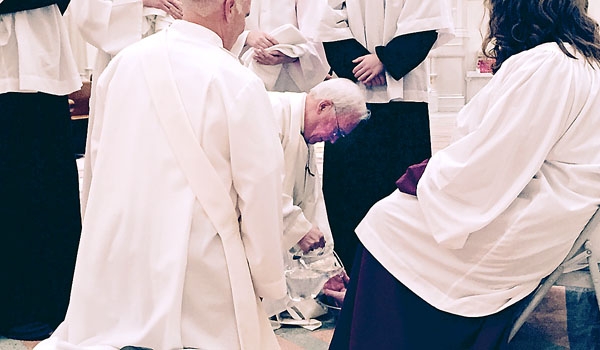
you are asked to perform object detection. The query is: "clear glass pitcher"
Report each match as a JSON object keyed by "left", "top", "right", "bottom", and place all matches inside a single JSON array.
[{"left": 284, "top": 247, "right": 344, "bottom": 301}]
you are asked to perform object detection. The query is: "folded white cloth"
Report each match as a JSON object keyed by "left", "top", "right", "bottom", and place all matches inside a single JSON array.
[{"left": 241, "top": 24, "right": 309, "bottom": 90}]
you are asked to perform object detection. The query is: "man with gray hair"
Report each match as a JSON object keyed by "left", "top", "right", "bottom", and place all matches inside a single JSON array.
[
  {"left": 270, "top": 78, "right": 369, "bottom": 256},
  {"left": 265, "top": 78, "right": 369, "bottom": 322},
  {"left": 35, "top": 0, "right": 287, "bottom": 349}
]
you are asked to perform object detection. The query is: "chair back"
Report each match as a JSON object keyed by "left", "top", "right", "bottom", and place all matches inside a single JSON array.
[{"left": 508, "top": 206, "right": 600, "bottom": 342}]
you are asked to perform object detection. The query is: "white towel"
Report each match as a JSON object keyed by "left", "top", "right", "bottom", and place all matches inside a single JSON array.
[{"left": 241, "top": 24, "right": 309, "bottom": 90}]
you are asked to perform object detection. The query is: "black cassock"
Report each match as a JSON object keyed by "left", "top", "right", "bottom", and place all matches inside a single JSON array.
[
  {"left": 322, "top": 31, "right": 438, "bottom": 272},
  {"left": 0, "top": 0, "right": 81, "bottom": 341}
]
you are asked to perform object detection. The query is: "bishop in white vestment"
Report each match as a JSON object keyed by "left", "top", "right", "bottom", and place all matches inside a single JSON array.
[
  {"left": 264, "top": 79, "right": 368, "bottom": 319},
  {"left": 35, "top": 15, "right": 287, "bottom": 350}
]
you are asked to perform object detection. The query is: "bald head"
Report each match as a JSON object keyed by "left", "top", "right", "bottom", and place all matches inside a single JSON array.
[{"left": 181, "top": 0, "right": 220, "bottom": 15}]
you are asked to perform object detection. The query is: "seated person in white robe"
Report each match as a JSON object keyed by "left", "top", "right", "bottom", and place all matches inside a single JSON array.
[
  {"left": 265, "top": 78, "right": 368, "bottom": 319},
  {"left": 34, "top": 0, "right": 287, "bottom": 349},
  {"left": 329, "top": 0, "right": 600, "bottom": 349},
  {"left": 233, "top": 0, "right": 330, "bottom": 92}
]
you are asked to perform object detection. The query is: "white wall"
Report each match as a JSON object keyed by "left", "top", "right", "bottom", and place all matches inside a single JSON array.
[
  {"left": 590, "top": 0, "right": 600, "bottom": 21},
  {"left": 429, "top": 0, "right": 490, "bottom": 111},
  {"left": 428, "top": 0, "right": 466, "bottom": 112}
]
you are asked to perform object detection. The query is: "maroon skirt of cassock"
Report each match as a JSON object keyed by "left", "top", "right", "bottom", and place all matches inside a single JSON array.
[{"left": 329, "top": 244, "right": 531, "bottom": 350}]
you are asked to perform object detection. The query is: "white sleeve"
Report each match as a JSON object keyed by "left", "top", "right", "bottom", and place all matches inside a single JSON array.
[
  {"left": 281, "top": 191, "right": 313, "bottom": 250},
  {"left": 70, "top": 0, "right": 143, "bottom": 55},
  {"left": 417, "top": 47, "right": 577, "bottom": 249},
  {"left": 394, "top": 0, "right": 454, "bottom": 48},
  {"left": 315, "top": 0, "right": 354, "bottom": 42}
]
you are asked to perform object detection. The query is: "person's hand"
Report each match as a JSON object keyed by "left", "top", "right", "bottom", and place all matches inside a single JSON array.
[
  {"left": 297, "top": 226, "right": 326, "bottom": 253},
  {"left": 322, "top": 271, "right": 350, "bottom": 306},
  {"left": 246, "top": 31, "right": 278, "bottom": 49},
  {"left": 143, "top": 0, "right": 183, "bottom": 19},
  {"left": 352, "top": 53, "right": 385, "bottom": 85},
  {"left": 364, "top": 72, "right": 386, "bottom": 87},
  {"left": 253, "top": 49, "right": 298, "bottom": 65}
]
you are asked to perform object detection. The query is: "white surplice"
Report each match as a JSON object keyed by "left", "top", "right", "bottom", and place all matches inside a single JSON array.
[
  {"left": 69, "top": 0, "right": 170, "bottom": 77},
  {"left": 357, "top": 43, "right": 600, "bottom": 316},
  {"left": 237, "top": 0, "right": 330, "bottom": 92},
  {"left": 35, "top": 20, "right": 286, "bottom": 350},
  {"left": 0, "top": 5, "right": 81, "bottom": 94},
  {"left": 268, "top": 92, "right": 333, "bottom": 251},
  {"left": 317, "top": 0, "right": 454, "bottom": 103}
]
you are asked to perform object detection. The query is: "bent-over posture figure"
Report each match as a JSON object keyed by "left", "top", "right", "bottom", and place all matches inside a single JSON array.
[{"left": 265, "top": 78, "right": 368, "bottom": 317}]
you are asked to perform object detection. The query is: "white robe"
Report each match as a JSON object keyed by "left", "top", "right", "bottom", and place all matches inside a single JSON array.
[
  {"left": 357, "top": 43, "right": 600, "bottom": 316},
  {"left": 317, "top": 0, "right": 454, "bottom": 103},
  {"left": 35, "top": 20, "right": 286, "bottom": 350},
  {"left": 237, "top": 0, "right": 330, "bottom": 92},
  {"left": 69, "top": 0, "right": 171, "bottom": 216},
  {"left": 69, "top": 0, "right": 170, "bottom": 78},
  {"left": 268, "top": 92, "right": 334, "bottom": 251},
  {"left": 0, "top": 5, "right": 81, "bottom": 94},
  {"left": 262, "top": 92, "right": 336, "bottom": 318}
]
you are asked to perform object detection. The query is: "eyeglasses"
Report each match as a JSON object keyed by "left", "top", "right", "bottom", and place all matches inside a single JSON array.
[{"left": 332, "top": 106, "right": 347, "bottom": 139}]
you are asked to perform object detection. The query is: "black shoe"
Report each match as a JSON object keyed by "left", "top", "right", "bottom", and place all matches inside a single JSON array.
[{"left": 0, "top": 321, "right": 54, "bottom": 341}]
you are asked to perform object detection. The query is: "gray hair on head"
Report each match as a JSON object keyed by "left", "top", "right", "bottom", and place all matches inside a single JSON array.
[{"left": 308, "top": 78, "right": 370, "bottom": 122}]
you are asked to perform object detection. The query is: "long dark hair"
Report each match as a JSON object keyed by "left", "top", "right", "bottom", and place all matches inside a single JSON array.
[{"left": 482, "top": 0, "right": 600, "bottom": 73}]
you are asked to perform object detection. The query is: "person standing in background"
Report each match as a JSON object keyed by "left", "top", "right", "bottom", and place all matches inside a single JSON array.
[
  {"left": 317, "top": 0, "right": 454, "bottom": 271},
  {"left": 233, "top": 0, "right": 330, "bottom": 92},
  {"left": 34, "top": 0, "right": 287, "bottom": 348},
  {"left": 0, "top": 0, "right": 82, "bottom": 341},
  {"left": 68, "top": 0, "right": 183, "bottom": 216}
]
